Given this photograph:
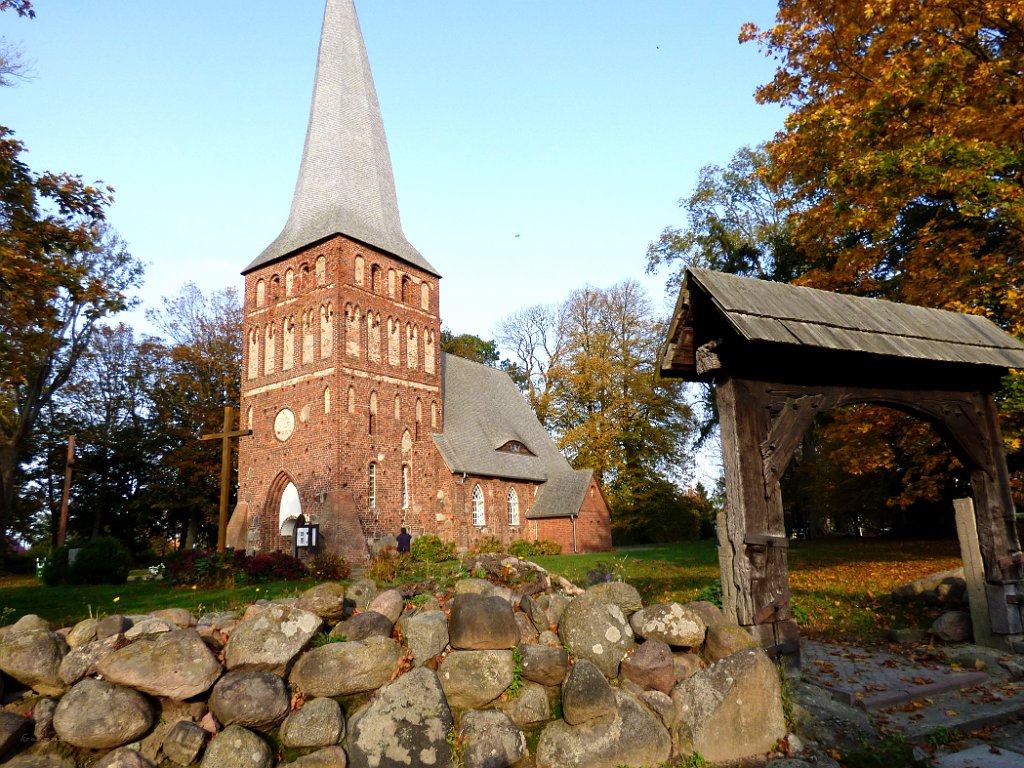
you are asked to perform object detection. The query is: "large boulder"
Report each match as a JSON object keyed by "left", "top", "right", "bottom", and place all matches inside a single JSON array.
[
  {"left": 92, "top": 749, "right": 156, "bottom": 768},
  {"left": 585, "top": 582, "right": 644, "bottom": 616},
  {"left": 161, "top": 720, "right": 210, "bottom": 766},
  {"left": 296, "top": 582, "right": 347, "bottom": 622},
  {"left": 209, "top": 670, "right": 290, "bottom": 731},
  {"left": 0, "top": 711, "right": 32, "bottom": 757},
  {"left": 671, "top": 648, "right": 786, "bottom": 764},
  {"left": 329, "top": 611, "right": 393, "bottom": 641},
  {"left": 620, "top": 639, "right": 676, "bottom": 694},
  {"left": 536, "top": 690, "right": 671, "bottom": 768},
  {"left": 398, "top": 610, "right": 449, "bottom": 666},
  {"left": 346, "top": 666, "right": 454, "bottom": 768},
  {"left": 703, "top": 623, "right": 759, "bottom": 663},
  {"left": 151, "top": 608, "right": 194, "bottom": 628},
  {"left": 932, "top": 611, "right": 973, "bottom": 643},
  {"left": 66, "top": 618, "right": 99, "bottom": 648},
  {"left": 285, "top": 746, "right": 349, "bottom": 768},
  {"left": 629, "top": 602, "right": 706, "bottom": 647},
  {"left": 52, "top": 678, "right": 154, "bottom": 750},
  {"left": 96, "top": 628, "right": 221, "bottom": 700},
  {"left": 224, "top": 604, "right": 322, "bottom": 674},
  {"left": 438, "top": 649, "right": 515, "bottom": 710},
  {"left": 4, "top": 755, "right": 75, "bottom": 768},
  {"left": 59, "top": 633, "right": 130, "bottom": 686},
  {"left": 367, "top": 590, "right": 405, "bottom": 624},
  {"left": 345, "top": 579, "right": 378, "bottom": 613},
  {"left": 280, "top": 697, "right": 345, "bottom": 748},
  {"left": 200, "top": 725, "right": 273, "bottom": 768},
  {"left": 518, "top": 643, "right": 569, "bottom": 686},
  {"left": 290, "top": 636, "right": 401, "bottom": 697},
  {"left": 497, "top": 681, "right": 552, "bottom": 727},
  {"left": 449, "top": 594, "right": 520, "bottom": 650},
  {"left": 562, "top": 659, "right": 616, "bottom": 725},
  {"left": 0, "top": 629, "right": 67, "bottom": 695},
  {"left": 459, "top": 709, "right": 527, "bottom": 768},
  {"left": 558, "top": 594, "right": 634, "bottom": 678},
  {"left": 520, "top": 594, "right": 550, "bottom": 633}
]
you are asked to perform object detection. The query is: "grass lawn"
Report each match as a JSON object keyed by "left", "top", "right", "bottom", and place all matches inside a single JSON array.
[{"left": 1, "top": 537, "right": 962, "bottom": 643}]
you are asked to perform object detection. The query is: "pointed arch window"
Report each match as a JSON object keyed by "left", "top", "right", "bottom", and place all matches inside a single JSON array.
[
  {"left": 368, "top": 391, "right": 378, "bottom": 435},
  {"left": 347, "top": 385, "right": 356, "bottom": 414},
  {"left": 507, "top": 487, "right": 520, "bottom": 526},
  {"left": 415, "top": 398, "right": 422, "bottom": 441},
  {"left": 472, "top": 484, "right": 485, "bottom": 527},
  {"left": 401, "top": 464, "right": 410, "bottom": 510},
  {"left": 394, "top": 393, "right": 401, "bottom": 420},
  {"left": 354, "top": 255, "right": 365, "bottom": 286},
  {"left": 368, "top": 463, "right": 377, "bottom": 510}
]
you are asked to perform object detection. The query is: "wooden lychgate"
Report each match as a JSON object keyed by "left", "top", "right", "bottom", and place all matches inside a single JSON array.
[{"left": 661, "top": 269, "right": 1024, "bottom": 669}]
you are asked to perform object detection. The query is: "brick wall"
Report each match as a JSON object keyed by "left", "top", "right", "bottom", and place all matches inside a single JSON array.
[{"left": 237, "top": 234, "right": 442, "bottom": 560}]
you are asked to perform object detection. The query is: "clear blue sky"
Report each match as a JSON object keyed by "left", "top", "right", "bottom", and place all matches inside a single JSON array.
[{"left": 3, "top": 1, "right": 786, "bottom": 341}]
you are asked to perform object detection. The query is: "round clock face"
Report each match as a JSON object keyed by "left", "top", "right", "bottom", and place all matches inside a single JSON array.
[{"left": 274, "top": 408, "right": 295, "bottom": 442}]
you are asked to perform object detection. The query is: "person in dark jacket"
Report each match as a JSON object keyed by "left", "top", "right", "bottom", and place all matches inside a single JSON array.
[{"left": 396, "top": 527, "right": 412, "bottom": 554}]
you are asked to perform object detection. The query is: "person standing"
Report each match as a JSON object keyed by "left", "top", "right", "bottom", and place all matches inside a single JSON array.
[{"left": 396, "top": 527, "right": 412, "bottom": 554}]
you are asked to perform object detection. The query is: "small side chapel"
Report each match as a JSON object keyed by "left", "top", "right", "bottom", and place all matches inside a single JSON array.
[{"left": 226, "top": 0, "right": 611, "bottom": 563}]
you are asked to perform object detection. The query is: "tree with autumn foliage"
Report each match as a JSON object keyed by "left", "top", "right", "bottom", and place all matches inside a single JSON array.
[
  {"left": 145, "top": 284, "right": 243, "bottom": 550},
  {"left": 499, "top": 281, "right": 699, "bottom": 538},
  {"left": 740, "top": 0, "right": 1024, "bottom": 509},
  {"left": 0, "top": 131, "right": 144, "bottom": 551}
]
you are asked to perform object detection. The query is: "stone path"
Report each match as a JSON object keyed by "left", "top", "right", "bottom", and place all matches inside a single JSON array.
[{"left": 801, "top": 641, "right": 1024, "bottom": 767}]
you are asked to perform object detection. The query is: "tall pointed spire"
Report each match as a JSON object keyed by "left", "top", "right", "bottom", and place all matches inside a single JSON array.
[{"left": 245, "top": 0, "right": 436, "bottom": 276}]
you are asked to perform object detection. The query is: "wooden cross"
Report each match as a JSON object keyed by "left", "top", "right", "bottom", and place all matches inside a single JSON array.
[{"left": 201, "top": 405, "right": 252, "bottom": 552}]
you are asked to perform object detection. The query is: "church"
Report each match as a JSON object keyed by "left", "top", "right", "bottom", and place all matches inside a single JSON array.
[{"left": 226, "top": 0, "right": 612, "bottom": 563}]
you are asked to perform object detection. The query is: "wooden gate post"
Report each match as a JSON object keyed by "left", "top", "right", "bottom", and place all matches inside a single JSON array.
[{"left": 717, "top": 377, "right": 800, "bottom": 672}]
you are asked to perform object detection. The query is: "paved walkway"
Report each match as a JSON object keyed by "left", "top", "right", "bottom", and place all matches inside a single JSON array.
[{"left": 801, "top": 641, "right": 1024, "bottom": 766}]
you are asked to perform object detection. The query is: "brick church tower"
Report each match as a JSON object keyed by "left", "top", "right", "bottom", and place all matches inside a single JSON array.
[
  {"left": 230, "top": 0, "right": 442, "bottom": 563},
  {"left": 228, "top": 0, "right": 613, "bottom": 561}
]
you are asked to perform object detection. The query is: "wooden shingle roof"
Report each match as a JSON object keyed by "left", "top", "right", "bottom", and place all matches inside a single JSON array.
[{"left": 662, "top": 268, "right": 1024, "bottom": 380}]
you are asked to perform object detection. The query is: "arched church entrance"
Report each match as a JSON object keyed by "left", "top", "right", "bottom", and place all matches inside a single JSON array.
[
  {"left": 661, "top": 268, "right": 1024, "bottom": 670},
  {"left": 264, "top": 472, "right": 303, "bottom": 550}
]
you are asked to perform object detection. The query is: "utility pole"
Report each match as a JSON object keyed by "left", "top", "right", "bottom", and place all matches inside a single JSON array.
[{"left": 201, "top": 406, "right": 252, "bottom": 551}]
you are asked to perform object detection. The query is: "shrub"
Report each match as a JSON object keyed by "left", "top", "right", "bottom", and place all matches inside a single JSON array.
[
  {"left": 70, "top": 537, "right": 130, "bottom": 585},
  {"left": 411, "top": 534, "right": 456, "bottom": 563},
  {"left": 42, "top": 538, "right": 131, "bottom": 586},
  {"left": 2, "top": 552, "right": 37, "bottom": 576},
  {"left": 473, "top": 536, "right": 505, "bottom": 554},
  {"left": 366, "top": 550, "right": 416, "bottom": 583},
  {"left": 164, "top": 549, "right": 247, "bottom": 588},
  {"left": 41, "top": 544, "right": 72, "bottom": 586},
  {"left": 246, "top": 551, "right": 308, "bottom": 582},
  {"left": 310, "top": 553, "right": 350, "bottom": 581},
  {"left": 508, "top": 539, "right": 562, "bottom": 558}
]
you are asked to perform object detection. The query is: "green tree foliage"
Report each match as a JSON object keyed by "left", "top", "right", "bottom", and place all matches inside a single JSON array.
[
  {"left": 0, "top": 130, "right": 143, "bottom": 548},
  {"left": 646, "top": 144, "right": 803, "bottom": 291},
  {"left": 499, "top": 280, "right": 697, "bottom": 514},
  {"left": 145, "top": 283, "right": 243, "bottom": 550},
  {"left": 439, "top": 329, "right": 500, "bottom": 367}
]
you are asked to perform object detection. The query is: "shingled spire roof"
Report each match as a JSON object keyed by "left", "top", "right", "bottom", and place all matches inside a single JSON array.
[{"left": 244, "top": 0, "right": 437, "bottom": 276}]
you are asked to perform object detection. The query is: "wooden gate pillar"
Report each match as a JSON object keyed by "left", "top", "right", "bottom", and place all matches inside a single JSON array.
[
  {"left": 717, "top": 377, "right": 800, "bottom": 671},
  {"left": 964, "top": 395, "right": 1024, "bottom": 634}
]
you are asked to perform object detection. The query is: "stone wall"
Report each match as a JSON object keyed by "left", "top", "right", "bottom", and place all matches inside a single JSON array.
[{"left": 0, "top": 557, "right": 786, "bottom": 767}]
